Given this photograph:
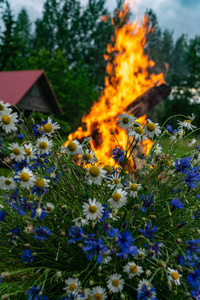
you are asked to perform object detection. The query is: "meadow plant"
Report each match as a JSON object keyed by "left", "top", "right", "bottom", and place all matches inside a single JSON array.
[{"left": 0, "top": 100, "right": 200, "bottom": 299}]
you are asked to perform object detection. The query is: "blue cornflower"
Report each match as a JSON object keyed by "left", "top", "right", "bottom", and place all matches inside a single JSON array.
[
  {"left": 17, "top": 133, "right": 25, "bottom": 139},
  {"left": 191, "top": 287, "right": 200, "bottom": 300},
  {"left": 183, "top": 169, "right": 200, "bottom": 189},
  {"left": 26, "top": 286, "right": 48, "bottom": 300},
  {"left": 112, "top": 147, "right": 125, "bottom": 163},
  {"left": 33, "top": 226, "right": 51, "bottom": 242},
  {"left": 175, "top": 157, "right": 191, "bottom": 172},
  {"left": 116, "top": 231, "right": 138, "bottom": 258},
  {"left": 44, "top": 166, "right": 61, "bottom": 183},
  {"left": 16, "top": 199, "right": 36, "bottom": 216},
  {"left": 141, "top": 194, "right": 154, "bottom": 213},
  {"left": 83, "top": 237, "right": 108, "bottom": 264},
  {"left": 68, "top": 226, "right": 84, "bottom": 243},
  {"left": 170, "top": 197, "right": 184, "bottom": 209},
  {"left": 0, "top": 210, "right": 6, "bottom": 221},
  {"left": 31, "top": 204, "right": 47, "bottom": 220},
  {"left": 166, "top": 124, "right": 177, "bottom": 134},
  {"left": 186, "top": 269, "right": 200, "bottom": 289},
  {"left": 137, "top": 282, "right": 157, "bottom": 300},
  {"left": 108, "top": 227, "right": 119, "bottom": 237},
  {"left": 100, "top": 205, "right": 110, "bottom": 223},
  {"left": 140, "top": 222, "right": 158, "bottom": 239},
  {"left": 9, "top": 226, "right": 20, "bottom": 244},
  {"left": 0, "top": 137, "right": 5, "bottom": 152},
  {"left": 22, "top": 249, "right": 34, "bottom": 263},
  {"left": 148, "top": 242, "right": 163, "bottom": 258},
  {"left": 185, "top": 238, "right": 200, "bottom": 261}
]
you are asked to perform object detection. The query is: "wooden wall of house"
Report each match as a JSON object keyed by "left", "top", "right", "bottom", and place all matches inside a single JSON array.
[{"left": 17, "top": 81, "right": 54, "bottom": 114}]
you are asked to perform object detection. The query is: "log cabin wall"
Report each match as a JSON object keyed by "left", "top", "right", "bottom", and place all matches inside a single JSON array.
[{"left": 17, "top": 81, "right": 54, "bottom": 114}]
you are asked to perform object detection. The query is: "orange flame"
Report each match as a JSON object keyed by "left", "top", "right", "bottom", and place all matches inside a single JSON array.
[{"left": 66, "top": 3, "right": 165, "bottom": 167}]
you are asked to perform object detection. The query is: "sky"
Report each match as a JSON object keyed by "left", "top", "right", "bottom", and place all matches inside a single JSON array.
[{"left": 8, "top": 0, "right": 200, "bottom": 40}]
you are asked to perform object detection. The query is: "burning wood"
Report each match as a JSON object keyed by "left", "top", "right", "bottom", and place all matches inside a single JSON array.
[{"left": 126, "top": 83, "right": 171, "bottom": 117}]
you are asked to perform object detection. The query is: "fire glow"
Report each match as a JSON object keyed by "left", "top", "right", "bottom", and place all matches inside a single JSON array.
[{"left": 66, "top": 3, "right": 165, "bottom": 167}]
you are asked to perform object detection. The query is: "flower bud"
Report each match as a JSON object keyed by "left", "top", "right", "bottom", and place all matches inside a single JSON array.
[
  {"left": 120, "top": 294, "right": 125, "bottom": 300},
  {"left": 176, "top": 238, "right": 182, "bottom": 243},
  {"left": 167, "top": 281, "right": 172, "bottom": 291},
  {"left": 145, "top": 270, "right": 151, "bottom": 277},
  {"left": 98, "top": 266, "right": 102, "bottom": 273},
  {"left": 24, "top": 243, "right": 30, "bottom": 248},
  {"left": 159, "top": 260, "right": 166, "bottom": 268},
  {"left": 72, "top": 274, "right": 77, "bottom": 279}
]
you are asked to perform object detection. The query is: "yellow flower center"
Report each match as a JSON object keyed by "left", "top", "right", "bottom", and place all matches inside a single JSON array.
[
  {"left": 86, "top": 296, "right": 92, "bottom": 300},
  {"left": 24, "top": 149, "right": 31, "bottom": 156},
  {"left": 68, "top": 141, "right": 77, "bottom": 152},
  {"left": 68, "top": 283, "right": 77, "bottom": 291},
  {"left": 46, "top": 205, "right": 53, "bottom": 211},
  {"left": 20, "top": 172, "right": 30, "bottom": 182},
  {"left": 83, "top": 153, "right": 92, "bottom": 161},
  {"left": 89, "top": 166, "right": 100, "bottom": 177},
  {"left": 154, "top": 146, "right": 158, "bottom": 150},
  {"left": 1, "top": 115, "right": 11, "bottom": 125},
  {"left": 103, "top": 165, "right": 112, "bottom": 174},
  {"left": 39, "top": 142, "right": 48, "bottom": 149},
  {"left": 94, "top": 294, "right": 103, "bottom": 300},
  {"left": 184, "top": 120, "right": 191, "bottom": 124},
  {"left": 112, "top": 279, "right": 119, "bottom": 287},
  {"left": 5, "top": 180, "right": 12, "bottom": 185},
  {"left": 122, "top": 117, "right": 129, "bottom": 124},
  {"left": 171, "top": 272, "right": 179, "bottom": 280},
  {"left": 13, "top": 148, "right": 20, "bottom": 155},
  {"left": 35, "top": 178, "right": 45, "bottom": 189},
  {"left": 112, "top": 193, "right": 121, "bottom": 201},
  {"left": 0, "top": 104, "right": 4, "bottom": 111},
  {"left": 147, "top": 123, "right": 156, "bottom": 132},
  {"left": 135, "top": 126, "right": 143, "bottom": 134},
  {"left": 130, "top": 183, "right": 138, "bottom": 191},
  {"left": 130, "top": 265, "right": 138, "bottom": 273},
  {"left": 112, "top": 178, "right": 119, "bottom": 185},
  {"left": 89, "top": 205, "right": 97, "bottom": 213},
  {"left": 43, "top": 123, "right": 53, "bottom": 133}
]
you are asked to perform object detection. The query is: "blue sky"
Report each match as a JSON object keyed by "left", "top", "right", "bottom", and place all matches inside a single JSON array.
[{"left": 8, "top": 0, "right": 200, "bottom": 40}]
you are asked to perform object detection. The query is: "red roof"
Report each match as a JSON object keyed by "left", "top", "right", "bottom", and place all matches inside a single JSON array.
[{"left": 0, "top": 70, "right": 44, "bottom": 105}]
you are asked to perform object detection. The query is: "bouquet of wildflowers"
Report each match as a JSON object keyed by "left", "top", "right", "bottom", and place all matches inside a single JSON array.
[{"left": 0, "top": 99, "right": 200, "bottom": 300}]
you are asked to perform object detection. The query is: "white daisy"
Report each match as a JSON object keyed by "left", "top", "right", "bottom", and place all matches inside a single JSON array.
[
  {"left": 144, "top": 119, "right": 161, "bottom": 138},
  {"left": 0, "top": 176, "right": 15, "bottom": 190},
  {"left": 34, "top": 177, "right": 50, "bottom": 189},
  {"left": 14, "top": 167, "right": 35, "bottom": 189},
  {"left": 101, "top": 250, "right": 112, "bottom": 264},
  {"left": 188, "top": 138, "right": 196, "bottom": 147},
  {"left": 167, "top": 267, "right": 182, "bottom": 286},
  {"left": 170, "top": 128, "right": 185, "bottom": 143},
  {"left": 42, "top": 117, "right": 60, "bottom": 136},
  {"left": 8, "top": 143, "right": 25, "bottom": 162},
  {"left": 128, "top": 125, "right": 147, "bottom": 142},
  {"left": 23, "top": 143, "right": 37, "bottom": 163},
  {"left": 36, "top": 136, "right": 53, "bottom": 155},
  {"left": 83, "top": 288, "right": 93, "bottom": 300},
  {"left": 72, "top": 217, "right": 89, "bottom": 227},
  {"left": 45, "top": 203, "right": 55, "bottom": 212},
  {"left": 107, "top": 172, "right": 123, "bottom": 189},
  {"left": 134, "top": 248, "right": 147, "bottom": 259},
  {"left": 82, "top": 137, "right": 92, "bottom": 147},
  {"left": 0, "top": 111, "right": 18, "bottom": 133},
  {"left": 107, "top": 273, "right": 125, "bottom": 293},
  {"left": 152, "top": 144, "right": 163, "bottom": 154},
  {"left": 61, "top": 140, "right": 83, "bottom": 156},
  {"left": 117, "top": 113, "right": 136, "bottom": 130},
  {"left": 92, "top": 286, "right": 108, "bottom": 300},
  {"left": 109, "top": 209, "right": 120, "bottom": 221},
  {"left": 126, "top": 182, "right": 142, "bottom": 198},
  {"left": 108, "top": 188, "right": 127, "bottom": 209},
  {"left": 85, "top": 166, "right": 106, "bottom": 185},
  {"left": 81, "top": 149, "right": 96, "bottom": 164},
  {"left": 123, "top": 262, "right": 143, "bottom": 278},
  {"left": 82, "top": 198, "right": 104, "bottom": 221},
  {"left": 63, "top": 277, "right": 81, "bottom": 294},
  {"left": 177, "top": 114, "right": 196, "bottom": 131},
  {"left": 0, "top": 101, "right": 12, "bottom": 116}
]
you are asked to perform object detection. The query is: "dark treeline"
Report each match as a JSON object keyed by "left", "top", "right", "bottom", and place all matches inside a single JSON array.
[{"left": 0, "top": 0, "right": 200, "bottom": 134}]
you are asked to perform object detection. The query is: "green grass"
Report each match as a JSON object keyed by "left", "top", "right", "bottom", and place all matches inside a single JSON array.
[{"left": 159, "top": 137, "right": 198, "bottom": 157}]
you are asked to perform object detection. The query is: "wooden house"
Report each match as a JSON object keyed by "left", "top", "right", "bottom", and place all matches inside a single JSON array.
[{"left": 0, "top": 70, "right": 63, "bottom": 115}]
